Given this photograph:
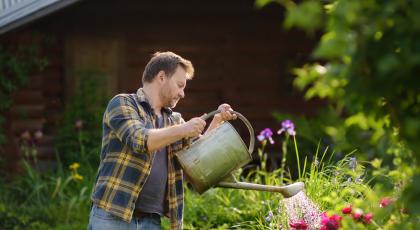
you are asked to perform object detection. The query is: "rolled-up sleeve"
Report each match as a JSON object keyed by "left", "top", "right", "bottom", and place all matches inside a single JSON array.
[{"left": 105, "top": 95, "right": 149, "bottom": 154}]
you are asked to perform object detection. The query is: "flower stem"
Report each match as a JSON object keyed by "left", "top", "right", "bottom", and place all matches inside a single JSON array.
[
  {"left": 280, "top": 135, "right": 289, "bottom": 183},
  {"left": 293, "top": 135, "right": 301, "bottom": 179}
]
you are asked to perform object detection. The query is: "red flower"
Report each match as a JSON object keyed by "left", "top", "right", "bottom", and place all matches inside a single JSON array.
[
  {"left": 352, "top": 209, "right": 363, "bottom": 220},
  {"left": 289, "top": 220, "right": 308, "bottom": 229},
  {"left": 341, "top": 205, "right": 352, "bottom": 214},
  {"left": 363, "top": 212, "right": 373, "bottom": 224},
  {"left": 379, "top": 197, "right": 392, "bottom": 208},
  {"left": 321, "top": 212, "right": 342, "bottom": 230}
]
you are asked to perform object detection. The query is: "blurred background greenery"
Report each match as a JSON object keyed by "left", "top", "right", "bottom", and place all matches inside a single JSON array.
[
  {"left": 0, "top": 0, "right": 419, "bottom": 228},
  {"left": 257, "top": 0, "right": 420, "bottom": 216}
]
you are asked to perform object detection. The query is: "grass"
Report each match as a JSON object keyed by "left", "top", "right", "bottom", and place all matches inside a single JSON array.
[{"left": 0, "top": 134, "right": 417, "bottom": 229}]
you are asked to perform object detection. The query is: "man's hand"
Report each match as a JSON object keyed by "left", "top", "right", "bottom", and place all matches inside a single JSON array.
[
  {"left": 182, "top": 116, "right": 206, "bottom": 138},
  {"left": 214, "top": 103, "right": 237, "bottom": 122},
  {"left": 204, "top": 104, "right": 237, "bottom": 135}
]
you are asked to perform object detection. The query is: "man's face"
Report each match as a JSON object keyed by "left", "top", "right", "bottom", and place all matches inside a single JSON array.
[{"left": 159, "top": 66, "right": 187, "bottom": 108}]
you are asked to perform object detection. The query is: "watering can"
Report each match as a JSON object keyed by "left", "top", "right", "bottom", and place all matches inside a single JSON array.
[{"left": 176, "top": 110, "right": 304, "bottom": 198}]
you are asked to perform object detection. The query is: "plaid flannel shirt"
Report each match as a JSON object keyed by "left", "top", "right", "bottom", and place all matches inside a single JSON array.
[{"left": 91, "top": 88, "right": 189, "bottom": 230}]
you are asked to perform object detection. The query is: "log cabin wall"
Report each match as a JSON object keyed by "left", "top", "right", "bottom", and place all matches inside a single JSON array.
[{"left": 1, "top": 33, "right": 64, "bottom": 174}]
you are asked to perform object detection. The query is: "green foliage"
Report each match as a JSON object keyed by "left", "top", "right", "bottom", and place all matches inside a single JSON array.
[
  {"left": 259, "top": 0, "right": 420, "bottom": 215},
  {"left": 0, "top": 70, "right": 107, "bottom": 229},
  {"left": 256, "top": 0, "right": 323, "bottom": 33},
  {"left": 182, "top": 170, "right": 285, "bottom": 229},
  {"left": 56, "top": 69, "right": 108, "bottom": 170},
  {"left": 0, "top": 153, "right": 91, "bottom": 229},
  {"left": 0, "top": 202, "right": 50, "bottom": 230},
  {"left": 273, "top": 108, "right": 397, "bottom": 165},
  {"left": 181, "top": 136, "right": 417, "bottom": 229},
  {"left": 292, "top": 0, "right": 420, "bottom": 156},
  {"left": 0, "top": 41, "right": 48, "bottom": 143},
  {"left": 1, "top": 127, "right": 417, "bottom": 228},
  {"left": 284, "top": 1, "right": 323, "bottom": 33},
  {"left": 183, "top": 187, "right": 269, "bottom": 229}
]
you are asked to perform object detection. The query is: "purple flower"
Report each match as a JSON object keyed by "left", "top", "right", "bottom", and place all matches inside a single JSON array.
[
  {"left": 265, "top": 210, "right": 274, "bottom": 222},
  {"left": 348, "top": 157, "right": 357, "bottom": 170},
  {"left": 277, "top": 120, "right": 296, "bottom": 136},
  {"left": 257, "top": 128, "right": 275, "bottom": 144}
]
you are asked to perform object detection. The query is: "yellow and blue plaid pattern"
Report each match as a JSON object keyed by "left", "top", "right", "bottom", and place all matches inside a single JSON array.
[{"left": 91, "top": 88, "right": 189, "bottom": 230}]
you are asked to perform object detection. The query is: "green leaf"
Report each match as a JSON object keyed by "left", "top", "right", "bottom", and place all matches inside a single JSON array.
[
  {"left": 371, "top": 158, "right": 382, "bottom": 169},
  {"left": 284, "top": 1, "right": 323, "bottom": 32},
  {"left": 254, "top": 0, "right": 273, "bottom": 9}
]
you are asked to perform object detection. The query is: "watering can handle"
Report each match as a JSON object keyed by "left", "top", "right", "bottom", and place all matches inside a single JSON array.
[{"left": 201, "top": 110, "right": 255, "bottom": 155}]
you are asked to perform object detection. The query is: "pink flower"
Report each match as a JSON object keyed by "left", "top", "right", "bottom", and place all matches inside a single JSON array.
[
  {"left": 363, "top": 212, "right": 373, "bottom": 224},
  {"left": 321, "top": 212, "right": 342, "bottom": 230},
  {"left": 352, "top": 209, "right": 363, "bottom": 220},
  {"left": 34, "top": 130, "right": 43, "bottom": 143},
  {"left": 75, "top": 119, "right": 83, "bottom": 131},
  {"left": 289, "top": 219, "right": 308, "bottom": 229},
  {"left": 20, "top": 130, "right": 31, "bottom": 142},
  {"left": 379, "top": 197, "right": 392, "bottom": 208},
  {"left": 341, "top": 205, "right": 352, "bottom": 214}
]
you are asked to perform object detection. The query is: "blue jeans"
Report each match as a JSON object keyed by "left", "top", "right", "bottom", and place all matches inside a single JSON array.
[{"left": 88, "top": 205, "right": 161, "bottom": 230}]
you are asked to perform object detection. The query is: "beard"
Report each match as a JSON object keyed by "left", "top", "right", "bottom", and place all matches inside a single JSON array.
[{"left": 159, "top": 86, "right": 179, "bottom": 108}]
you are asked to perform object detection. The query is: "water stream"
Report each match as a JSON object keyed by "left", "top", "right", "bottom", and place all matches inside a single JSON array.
[{"left": 281, "top": 191, "right": 321, "bottom": 229}]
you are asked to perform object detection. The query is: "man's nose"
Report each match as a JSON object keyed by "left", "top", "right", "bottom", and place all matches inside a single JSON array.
[{"left": 179, "top": 90, "right": 185, "bottom": 98}]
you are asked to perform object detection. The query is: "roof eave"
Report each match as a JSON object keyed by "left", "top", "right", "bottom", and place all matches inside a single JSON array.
[{"left": 0, "top": 0, "right": 81, "bottom": 35}]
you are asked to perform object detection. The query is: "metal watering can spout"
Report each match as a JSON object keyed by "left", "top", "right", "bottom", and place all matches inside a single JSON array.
[
  {"left": 176, "top": 109, "right": 304, "bottom": 198},
  {"left": 217, "top": 174, "right": 304, "bottom": 198}
]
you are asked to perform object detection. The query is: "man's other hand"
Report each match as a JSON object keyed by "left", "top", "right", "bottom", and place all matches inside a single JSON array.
[{"left": 183, "top": 116, "right": 206, "bottom": 138}]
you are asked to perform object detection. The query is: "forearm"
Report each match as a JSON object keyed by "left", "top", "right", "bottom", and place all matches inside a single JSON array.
[
  {"left": 147, "top": 124, "right": 186, "bottom": 152},
  {"left": 205, "top": 117, "right": 223, "bottom": 135}
]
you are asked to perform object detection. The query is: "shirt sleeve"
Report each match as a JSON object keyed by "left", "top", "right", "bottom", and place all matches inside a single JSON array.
[{"left": 105, "top": 95, "right": 149, "bottom": 154}]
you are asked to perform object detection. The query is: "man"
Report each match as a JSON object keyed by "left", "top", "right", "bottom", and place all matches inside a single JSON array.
[{"left": 88, "top": 51, "right": 236, "bottom": 229}]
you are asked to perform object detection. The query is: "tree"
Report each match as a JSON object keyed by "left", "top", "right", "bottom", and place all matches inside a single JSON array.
[{"left": 257, "top": 0, "right": 420, "bottom": 214}]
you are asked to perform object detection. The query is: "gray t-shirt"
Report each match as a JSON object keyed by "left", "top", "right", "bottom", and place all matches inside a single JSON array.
[{"left": 135, "top": 116, "right": 168, "bottom": 216}]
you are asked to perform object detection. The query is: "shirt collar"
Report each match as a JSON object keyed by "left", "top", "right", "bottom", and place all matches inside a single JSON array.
[{"left": 136, "top": 88, "right": 173, "bottom": 115}]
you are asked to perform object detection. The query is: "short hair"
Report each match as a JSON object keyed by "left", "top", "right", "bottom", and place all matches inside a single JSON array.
[{"left": 142, "top": 51, "right": 194, "bottom": 84}]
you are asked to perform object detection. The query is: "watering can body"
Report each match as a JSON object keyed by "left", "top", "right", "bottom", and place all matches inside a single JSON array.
[
  {"left": 176, "top": 110, "right": 304, "bottom": 198},
  {"left": 177, "top": 121, "right": 251, "bottom": 194}
]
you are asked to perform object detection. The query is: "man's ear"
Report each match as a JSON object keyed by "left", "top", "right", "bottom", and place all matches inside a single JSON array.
[{"left": 157, "top": 70, "right": 166, "bottom": 84}]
